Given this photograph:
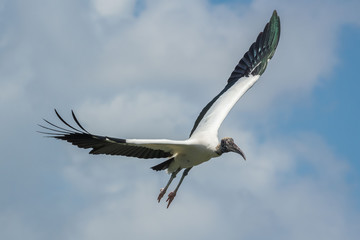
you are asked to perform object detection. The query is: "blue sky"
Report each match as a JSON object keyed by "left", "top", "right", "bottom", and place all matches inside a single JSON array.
[
  {"left": 278, "top": 23, "right": 360, "bottom": 198},
  {"left": 1, "top": 0, "right": 359, "bottom": 239}
]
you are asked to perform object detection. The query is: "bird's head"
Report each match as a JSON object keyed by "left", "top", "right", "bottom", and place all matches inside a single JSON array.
[{"left": 218, "top": 137, "right": 246, "bottom": 160}]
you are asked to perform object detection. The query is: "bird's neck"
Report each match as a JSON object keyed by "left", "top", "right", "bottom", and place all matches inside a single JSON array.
[{"left": 215, "top": 144, "right": 223, "bottom": 156}]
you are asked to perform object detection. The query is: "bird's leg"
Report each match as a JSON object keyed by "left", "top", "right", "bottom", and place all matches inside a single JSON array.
[
  {"left": 158, "top": 168, "right": 180, "bottom": 203},
  {"left": 166, "top": 167, "right": 192, "bottom": 208}
]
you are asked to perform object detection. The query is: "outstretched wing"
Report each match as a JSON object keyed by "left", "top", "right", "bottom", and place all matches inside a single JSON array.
[
  {"left": 190, "top": 10, "right": 280, "bottom": 140},
  {"left": 39, "top": 109, "right": 186, "bottom": 159}
]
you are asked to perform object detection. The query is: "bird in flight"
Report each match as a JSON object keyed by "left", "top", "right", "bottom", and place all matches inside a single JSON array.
[{"left": 39, "top": 10, "right": 280, "bottom": 208}]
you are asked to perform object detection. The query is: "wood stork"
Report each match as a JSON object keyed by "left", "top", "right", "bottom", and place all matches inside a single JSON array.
[{"left": 39, "top": 10, "right": 280, "bottom": 208}]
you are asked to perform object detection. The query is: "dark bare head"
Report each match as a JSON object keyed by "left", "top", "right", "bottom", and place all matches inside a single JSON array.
[{"left": 217, "top": 137, "right": 246, "bottom": 160}]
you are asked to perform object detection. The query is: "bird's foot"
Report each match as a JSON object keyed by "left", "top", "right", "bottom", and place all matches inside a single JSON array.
[
  {"left": 157, "top": 188, "right": 166, "bottom": 203},
  {"left": 166, "top": 191, "right": 176, "bottom": 208}
]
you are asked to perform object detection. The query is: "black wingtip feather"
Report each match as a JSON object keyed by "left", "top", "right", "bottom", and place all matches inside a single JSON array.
[
  {"left": 71, "top": 110, "right": 90, "bottom": 134},
  {"left": 39, "top": 110, "right": 173, "bottom": 159},
  {"left": 41, "top": 118, "right": 73, "bottom": 134},
  {"left": 54, "top": 109, "right": 83, "bottom": 133},
  {"left": 189, "top": 10, "right": 280, "bottom": 137},
  {"left": 227, "top": 10, "right": 280, "bottom": 82}
]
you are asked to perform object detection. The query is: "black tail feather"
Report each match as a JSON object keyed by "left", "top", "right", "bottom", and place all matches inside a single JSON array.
[{"left": 151, "top": 158, "right": 174, "bottom": 171}]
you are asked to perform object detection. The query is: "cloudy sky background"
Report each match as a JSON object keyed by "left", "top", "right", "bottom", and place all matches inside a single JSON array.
[{"left": 1, "top": 0, "right": 359, "bottom": 239}]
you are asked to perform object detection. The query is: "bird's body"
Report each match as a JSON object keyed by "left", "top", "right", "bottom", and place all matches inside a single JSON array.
[
  {"left": 39, "top": 11, "right": 280, "bottom": 208},
  {"left": 165, "top": 140, "right": 220, "bottom": 172},
  {"left": 113, "top": 138, "right": 217, "bottom": 171}
]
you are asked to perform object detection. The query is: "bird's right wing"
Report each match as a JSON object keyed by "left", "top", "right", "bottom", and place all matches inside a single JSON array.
[
  {"left": 39, "top": 110, "right": 188, "bottom": 159},
  {"left": 189, "top": 10, "right": 280, "bottom": 141}
]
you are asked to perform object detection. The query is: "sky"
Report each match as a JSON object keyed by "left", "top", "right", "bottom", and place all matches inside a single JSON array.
[{"left": 0, "top": 0, "right": 359, "bottom": 239}]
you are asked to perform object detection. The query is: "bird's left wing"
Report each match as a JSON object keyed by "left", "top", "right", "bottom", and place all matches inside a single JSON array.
[
  {"left": 190, "top": 10, "right": 280, "bottom": 140},
  {"left": 39, "top": 110, "right": 187, "bottom": 159}
]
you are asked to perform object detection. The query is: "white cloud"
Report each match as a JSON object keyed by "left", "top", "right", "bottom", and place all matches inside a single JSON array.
[
  {"left": 1, "top": 0, "right": 360, "bottom": 239},
  {"left": 75, "top": 90, "right": 193, "bottom": 139},
  {"left": 90, "top": 1, "right": 243, "bottom": 91},
  {"left": 84, "top": 0, "right": 360, "bottom": 120},
  {"left": 60, "top": 128, "right": 358, "bottom": 240},
  {"left": 0, "top": 212, "right": 40, "bottom": 240},
  {"left": 92, "top": 0, "right": 136, "bottom": 18}
]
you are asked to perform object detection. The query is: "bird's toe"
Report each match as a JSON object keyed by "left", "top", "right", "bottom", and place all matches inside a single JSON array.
[
  {"left": 157, "top": 188, "right": 166, "bottom": 202},
  {"left": 166, "top": 192, "right": 176, "bottom": 208}
]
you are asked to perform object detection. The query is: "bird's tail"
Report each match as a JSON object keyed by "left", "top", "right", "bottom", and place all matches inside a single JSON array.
[{"left": 151, "top": 158, "right": 174, "bottom": 171}]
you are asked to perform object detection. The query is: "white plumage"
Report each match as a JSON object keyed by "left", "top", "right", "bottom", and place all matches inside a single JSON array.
[{"left": 39, "top": 10, "right": 280, "bottom": 208}]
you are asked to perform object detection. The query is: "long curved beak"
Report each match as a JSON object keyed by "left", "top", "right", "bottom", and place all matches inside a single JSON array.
[{"left": 229, "top": 143, "right": 246, "bottom": 160}]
